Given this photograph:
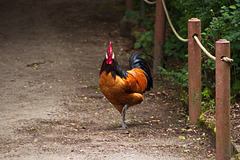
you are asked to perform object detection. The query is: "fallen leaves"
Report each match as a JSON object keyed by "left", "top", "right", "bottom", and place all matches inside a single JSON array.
[
  {"left": 26, "top": 60, "right": 54, "bottom": 67},
  {"left": 148, "top": 91, "right": 164, "bottom": 97},
  {"left": 26, "top": 62, "right": 45, "bottom": 67},
  {"left": 179, "top": 135, "right": 188, "bottom": 140}
]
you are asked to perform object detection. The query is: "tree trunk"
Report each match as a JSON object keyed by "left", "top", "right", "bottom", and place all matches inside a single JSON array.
[{"left": 125, "top": 0, "right": 134, "bottom": 10}]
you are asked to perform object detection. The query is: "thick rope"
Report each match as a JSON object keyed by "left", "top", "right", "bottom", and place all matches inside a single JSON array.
[
  {"left": 144, "top": 0, "right": 188, "bottom": 42},
  {"left": 221, "top": 56, "right": 234, "bottom": 63},
  {"left": 144, "top": 0, "right": 156, "bottom": 5},
  {"left": 193, "top": 36, "right": 216, "bottom": 61},
  {"left": 161, "top": 0, "right": 188, "bottom": 42},
  {"left": 193, "top": 36, "right": 234, "bottom": 63}
]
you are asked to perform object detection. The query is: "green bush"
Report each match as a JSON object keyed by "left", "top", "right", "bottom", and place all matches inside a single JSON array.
[
  {"left": 158, "top": 66, "right": 189, "bottom": 106},
  {"left": 128, "top": 0, "right": 240, "bottom": 109},
  {"left": 133, "top": 30, "right": 154, "bottom": 53},
  {"left": 166, "top": 0, "right": 240, "bottom": 107},
  {"left": 203, "top": 1, "right": 240, "bottom": 99}
]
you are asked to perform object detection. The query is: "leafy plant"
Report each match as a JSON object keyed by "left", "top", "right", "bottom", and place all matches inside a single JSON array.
[
  {"left": 201, "top": 87, "right": 215, "bottom": 112},
  {"left": 133, "top": 30, "right": 154, "bottom": 53},
  {"left": 202, "top": 87, "right": 212, "bottom": 99},
  {"left": 179, "top": 135, "right": 188, "bottom": 140},
  {"left": 203, "top": 0, "right": 240, "bottom": 100},
  {"left": 164, "top": 34, "right": 188, "bottom": 61},
  {"left": 166, "top": 0, "right": 240, "bottom": 106},
  {"left": 125, "top": 9, "right": 140, "bottom": 21},
  {"left": 158, "top": 66, "right": 189, "bottom": 106},
  {"left": 128, "top": 0, "right": 240, "bottom": 110}
]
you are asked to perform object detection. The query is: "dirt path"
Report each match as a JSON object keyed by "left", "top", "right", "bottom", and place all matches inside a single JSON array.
[{"left": 0, "top": 0, "right": 216, "bottom": 159}]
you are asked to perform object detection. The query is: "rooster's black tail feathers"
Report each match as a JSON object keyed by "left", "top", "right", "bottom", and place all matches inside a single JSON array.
[{"left": 129, "top": 52, "right": 153, "bottom": 91}]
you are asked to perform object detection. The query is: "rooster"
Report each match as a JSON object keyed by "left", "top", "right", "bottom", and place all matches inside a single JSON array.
[{"left": 99, "top": 42, "right": 153, "bottom": 129}]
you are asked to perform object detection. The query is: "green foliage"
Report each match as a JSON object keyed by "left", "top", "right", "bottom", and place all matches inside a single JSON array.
[
  {"left": 179, "top": 135, "right": 188, "bottom": 140},
  {"left": 158, "top": 66, "right": 189, "bottom": 106},
  {"left": 202, "top": 87, "right": 212, "bottom": 99},
  {"left": 164, "top": 34, "right": 188, "bottom": 61},
  {"left": 205, "top": 1, "right": 240, "bottom": 101},
  {"left": 126, "top": 7, "right": 155, "bottom": 54},
  {"left": 205, "top": 2, "right": 240, "bottom": 45},
  {"left": 204, "top": 1, "right": 240, "bottom": 99},
  {"left": 158, "top": 66, "right": 188, "bottom": 87},
  {"left": 133, "top": 30, "right": 154, "bottom": 53},
  {"left": 201, "top": 58, "right": 215, "bottom": 102},
  {"left": 201, "top": 87, "right": 215, "bottom": 112},
  {"left": 128, "top": 0, "right": 240, "bottom": 110},
  {"left": 125, "top": 9, "right": 140, "bottom": 21},
  {"left": 166, "top": 0, "right": 240, "bottom": 107},
  {"left": 232, "top": 80, "right": 240, "bottom": 99}
]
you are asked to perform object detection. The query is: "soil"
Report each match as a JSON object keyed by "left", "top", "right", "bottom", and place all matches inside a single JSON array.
[{"left": 0, "top": 0, "right": 237, "bottom": 159}]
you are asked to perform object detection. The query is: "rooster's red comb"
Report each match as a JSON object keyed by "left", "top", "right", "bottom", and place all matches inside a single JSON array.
[{"left": 107, "top": 41, "right": 113, "bottom": 54}]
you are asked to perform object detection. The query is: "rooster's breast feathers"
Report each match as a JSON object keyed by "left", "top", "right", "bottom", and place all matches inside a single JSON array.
[
  {"left": 99, "top": 69, "right": 146, "bottom": 113},
  {"left": 99, "top": 67, "right": 148, "bottom": 95}
]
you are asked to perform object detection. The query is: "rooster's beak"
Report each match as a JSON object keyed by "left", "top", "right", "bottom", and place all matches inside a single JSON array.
[{"left": 106, "top": 52, "right": 114, "bottom": 64}]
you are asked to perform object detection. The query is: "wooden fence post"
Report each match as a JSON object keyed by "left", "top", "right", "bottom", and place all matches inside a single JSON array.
[
  {"left": 216, "top": 39, "right": 231, "bottom": 160},
  {"left": 125, "top": 0, "right": 134, "bottom": 10},
  {"left": 188, "top": 18, "right": 201, "bottom": 125},
  {"left": 153, "top": 0, "right": 166, "bottom": 75}
]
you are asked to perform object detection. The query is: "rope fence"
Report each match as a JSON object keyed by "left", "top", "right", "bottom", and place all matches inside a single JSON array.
[
  {"left": 193, "top": 35, "right": 234, "bottom": 63},
  {"left": 144, "top": 0, "right": 234, "bottom": 63},
  {"left": 161, "top": 0, "right": 188, "bottom": 42},
  {"left": 193, "top": 35, "right": 216, "bottom": 61},
  {"left": 221, "top": 56, "right": 234, "bottom": 63},
  {"left": 144, "top": 0, "right": 187, "bottom": 42},
  {"left": 144, "top": 0, "right": 156, "bottom": 5}
]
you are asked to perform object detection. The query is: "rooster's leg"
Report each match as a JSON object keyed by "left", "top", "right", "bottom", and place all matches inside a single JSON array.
[{"left": 121, "top": 104, "right": 129, "bottom": 129}]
